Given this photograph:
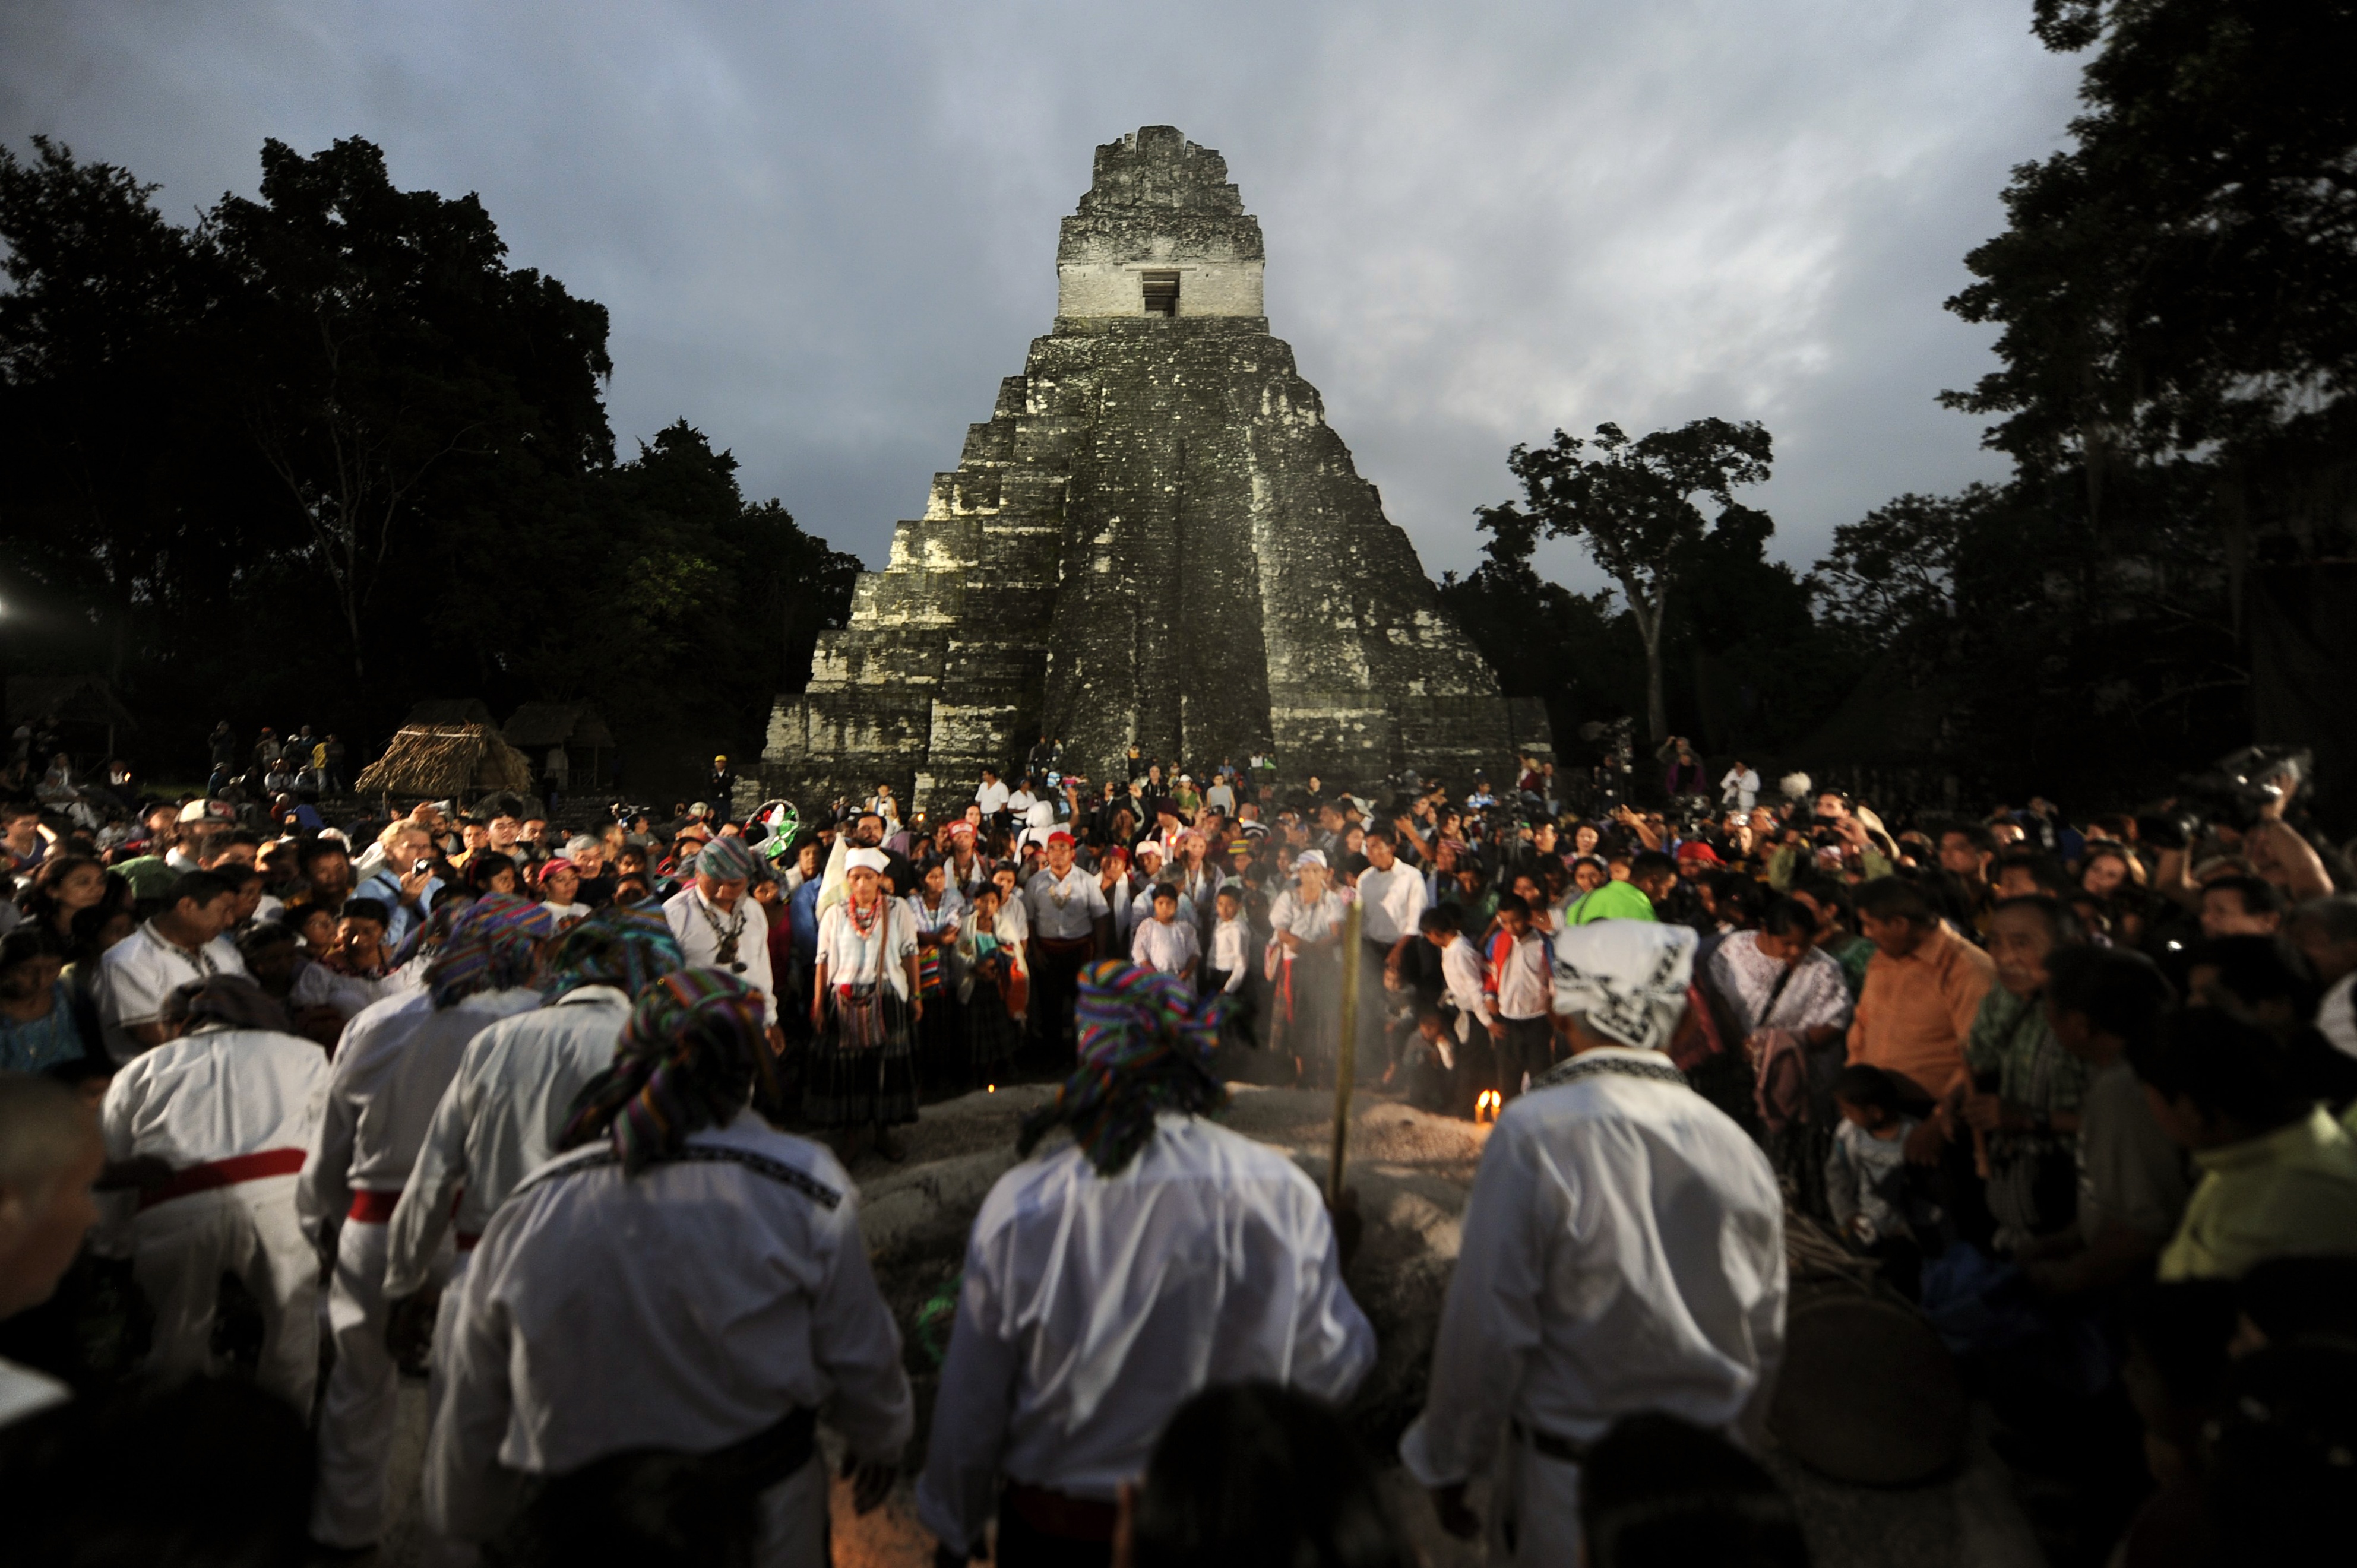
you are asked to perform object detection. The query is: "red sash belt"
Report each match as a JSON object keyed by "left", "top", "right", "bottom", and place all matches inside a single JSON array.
[
  {"left": 137, "top": 1148, "right": 306, "bottom": 1212},
  {"left": 347, "top": 1189, "right": 403, "bottom": 1224},
  {"left": 1003, "top": 1483, "right": 1118, "bottom": 1544}
]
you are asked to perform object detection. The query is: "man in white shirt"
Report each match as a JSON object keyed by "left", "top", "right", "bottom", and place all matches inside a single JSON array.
[
  {"left": 96, "top": 869, "right": 251, "bottom": 1062},
  {"left": 382, "top": 905, "right": 686, "bottom": 1324},
  {"left": 663, "top": 835, "right": 776, "bottom": 1029},
  {"left": 918, "top": 960, "right": 1374, "bottom": 1564},
  {"left": 1, "top": 1073, "right": 103, "bottom": 1431},
  {"left": 1421, "top": 904, "right": 1492, "bottom": 1105},
  {"left": 1483, "top": 893, "right": 1555, "bottom": 1099},
  {"left": 426, "top": 971, "right": 911, "bottom": 1566},
  {"left": 1720, "top": 761, "right": 1761, "bottom": 813},
  {"left": 1357, "top": 828, "right": 1430, "bottom": 1067},
  {"left": 305, "top": 896, "right": 553, "bottom": 1554},
  {"left": 1130, "top": 885, "right": 1200, "bottom": 980},
  {"left": 975, "top": 766, "right": 1012, "bottom": 822},
  {"left": 1025, "top": 831, "right": 1111, "bottom": 1056},
  {"left": 102, "top": 974, "right": 326, "bottom": 1409},
  {"left": 1401, "top": 920, "right": 1786, "bottom": 1563}
]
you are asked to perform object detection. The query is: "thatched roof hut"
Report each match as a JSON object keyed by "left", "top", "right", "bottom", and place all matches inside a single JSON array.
[
  {"left": 501, "top": 702, "right": 615, "bottom": 750},
  {"left": 7, "top": 675, "right": 138, "bottom": 731},
  {"left": 355, "top": 723, "right": 535, "bottom": 799}
]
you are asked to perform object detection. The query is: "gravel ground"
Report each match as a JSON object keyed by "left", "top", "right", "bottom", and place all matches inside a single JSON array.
[{"left": 360, "top": 1085, "right": 2042, "bottom": 1567}]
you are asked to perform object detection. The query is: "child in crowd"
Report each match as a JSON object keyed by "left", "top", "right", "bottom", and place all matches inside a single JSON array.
[
  {"left": 1826, "top": 1063, "right": 1929, "bottom": 1296},
  {"left": 1131, "top": 883, "right": 1199, "bottom": 981}
]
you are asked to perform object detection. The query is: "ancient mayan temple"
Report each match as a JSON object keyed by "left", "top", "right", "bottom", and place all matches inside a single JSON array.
[{"left": 762, "top": 126, "right": 1549, "bottom": 818}]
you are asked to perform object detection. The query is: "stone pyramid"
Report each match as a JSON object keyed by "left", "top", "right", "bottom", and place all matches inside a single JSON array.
[{"left": 762, "top": 126, "right": 1549, "bottom": 819}]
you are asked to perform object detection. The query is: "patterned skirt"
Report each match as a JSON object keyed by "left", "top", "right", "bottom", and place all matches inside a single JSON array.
[
  {"left": 805, "top": 984, "right": 920, "bottom": 1128},
  {"left": 1269, "top": 945, "right": 1340, "bottom": 1070}
]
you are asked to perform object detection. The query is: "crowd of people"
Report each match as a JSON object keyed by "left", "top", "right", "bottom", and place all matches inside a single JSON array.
[{"left": 0, "top": 732, "right": 2353, "bottom": 1566}]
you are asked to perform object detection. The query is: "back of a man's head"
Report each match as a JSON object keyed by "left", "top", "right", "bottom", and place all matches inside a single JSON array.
[
  {"left": 1132, "top": 1382, "right": 1407, "bottom": 1568},
  {"left": 0, "top": 1072, "right": 101, "bottom": 1319},
  {"left": 1581, "top": 1414, "right": 1808, "bottom": 1568}
]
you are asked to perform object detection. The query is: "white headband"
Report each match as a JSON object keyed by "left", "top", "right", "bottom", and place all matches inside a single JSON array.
[
  {"left": 1551, "top": 920, "right": 1695, "bottom": 1053},
  {"left": 846, "top": 848, "right": 888, "bottom": 874}
]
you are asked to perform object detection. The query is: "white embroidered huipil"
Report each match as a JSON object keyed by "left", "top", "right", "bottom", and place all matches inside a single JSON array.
[
  {"left": 303, "top": 984, "right": 543, "bottom": 1550},
  {"left": 916, "top": 1114, "right": 1376, "bottom": 1557},
  {"left": 425, "top": 1114, "right": 913, "bottom": 1567},
  {"left": 100, "top": 1022, "right": 327, "bottom": 1408},
  {"left": 664, "top": 885, "right": 776, "bottom": 1024},
  {"left": 1025, "top": 867, "right": 1108, "bottom": 942},
  {"left": 1399, "top": 1049, "right": 1786, "bottom": 1563},
  {"left": 815, "top": 899, "right": 918, "bottom": 1002},
  {"left": 382, "top": 986, "right": 634, "bottom": 1300},
  {"left": 1267, "top": 888, "right": 1347, "bottom": 949},
  {"left": 1706, "top": 935, "right": 1853, "bottom": 1039},
  {"left": 1130, "top": 914, "right": 1200, "bottom": 975}
]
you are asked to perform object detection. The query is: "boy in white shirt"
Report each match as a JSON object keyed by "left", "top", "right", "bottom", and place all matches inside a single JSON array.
[
  {"left": 1130, "top": 885, "right": 1200, "bottom": 981},
  {"left": 1420, "top": 904, "right": 1498, "bottom": 1121}
]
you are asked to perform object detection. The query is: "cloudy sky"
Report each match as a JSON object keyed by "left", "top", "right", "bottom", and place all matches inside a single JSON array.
[{"left": 1, "top": 2, "right": 2083, "bottom": 589}]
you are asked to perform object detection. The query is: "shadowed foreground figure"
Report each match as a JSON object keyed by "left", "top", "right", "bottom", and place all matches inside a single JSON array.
[{"left": 425, "top": 969, "right": 912, "bottom": 1568}]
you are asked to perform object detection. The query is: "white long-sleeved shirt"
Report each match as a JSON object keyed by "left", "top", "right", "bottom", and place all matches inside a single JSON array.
[
  {"left": 424, "top": 1113, "right": 913, "bottom": 1542},
  {"left": 1439, "top": 936, "right": 1493, "bottom": 1034},
  {"left": 1130, "top": 915, "right": 1200, "bottom": 976},
  {"left": 382, "top": 987, "right": 632, "bottom": 1299},
  {"left": 1399, "top": 1048, "right": 1786, "bottom": 1488},
  {"left": 101, "top": 1024, "right": 326, "bottom": 1174},
  {"left": 1207, "top": 916, "right": 1252, "bottom": 991},
  {"left": 1355, "top": 862, "right": 1430, "bottom": 947},
  {"left": 916, "top": 1114, "right": 1375, "bottom": 1554},
  {"left": 299, "top": 987, "right": 543, "bottom": 1228},
  {"left": 663, "top": 885, "right": 775, "bottom": 1025},
  {"left": 1488, "top": 929, "right": 1551, "bottom": 1021}
]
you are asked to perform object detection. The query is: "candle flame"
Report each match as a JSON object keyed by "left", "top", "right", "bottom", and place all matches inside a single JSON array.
[{"left": 1475, "top": 1090, "right": 1502, "bottom": 1124}]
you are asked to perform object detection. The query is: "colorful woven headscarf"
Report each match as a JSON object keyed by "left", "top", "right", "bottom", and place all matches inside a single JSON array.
[
  {"left": 692, "top": 834, "right": 765, "bottom": 886},
  {"left": 540, "top": 904, "right": 686, "bottom": 1003},
  {"left": 1018, "top": 959, "right": 1229, "bottom": 1177},
  {"left": 423, "top": 892, "right": 556, "bottom": 1010},
  {"left": 559, "top": 968, "right": 784, "bottom": 1175}
]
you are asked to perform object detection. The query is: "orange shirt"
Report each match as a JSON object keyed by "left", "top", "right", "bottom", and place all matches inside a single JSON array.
[{"left": 1846, "top": 923, "right": 1995, "bottom": 1098}]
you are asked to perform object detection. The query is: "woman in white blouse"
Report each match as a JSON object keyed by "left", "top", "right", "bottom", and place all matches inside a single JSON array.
[
  {"left": 905, "top": 859, "right": 965, "bottom": 1085},
  {"left": 1267, "top": 850, "right": 1349, "bottom": 1086},
  {"left": 810, "top": 848, "right": 922, "bottom": 1161}
]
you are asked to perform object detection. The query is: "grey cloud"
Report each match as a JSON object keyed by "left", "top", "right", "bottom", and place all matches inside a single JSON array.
[{"left": 1, "top": 1, "right": 2081, "bottom": 590}]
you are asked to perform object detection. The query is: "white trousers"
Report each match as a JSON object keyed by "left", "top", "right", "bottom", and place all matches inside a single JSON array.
[
  {"left": 312, "top": 1217, "right": 449, "bottom": 1548},
  {"left": 1488, "top": 1436, "right": 1583, "bottom": 1566},
  {"left": 129, "top": 1177, "right": 317, "bottom": 1412}
]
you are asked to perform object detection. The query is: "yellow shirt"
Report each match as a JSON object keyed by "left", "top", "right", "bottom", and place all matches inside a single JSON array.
[{"left": 2157, "top": 1107, "right": 2357, "bottom": 1281}]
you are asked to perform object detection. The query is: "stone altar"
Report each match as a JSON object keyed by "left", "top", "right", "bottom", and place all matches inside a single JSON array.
[{"left": 762, "top": 126, "right": 1550, "bottom": 820}]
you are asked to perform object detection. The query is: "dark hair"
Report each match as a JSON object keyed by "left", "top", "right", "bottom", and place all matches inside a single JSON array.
[
  {"left": 1832, "top": 1063, "right": 1906, "bottom": 1116},
  {"left": 2204, "top": 874, "right": 2286, "bottom": 920},
  {"left": 1793, "top": 877, "right": 1855, "bottom": 929},
  {"left": 1581, "top": 1413, "right": 1807, "bottom": 1568},
  {"left": 1988, "top": 894, "right": 2084, "bottom": 946},
  {"left": 1629, "top": 850, "right": 1676, "bottom": 882},
  {"left": 2205, "top": 1343, "right": 2357, "bottom": 1565},
  {"left": 1150, "top": 882, "right": 1179, "bottom": 905},
  {"left": 1995, "top": 848, "right": 2069, "bottom": 896},
  {"left": 2128, "top": 1006, "right": 2304, "bottom": 1131},
  {"left": 1131, "top": 1382, "right": 1408, "bottom": 1568},
  {"left": 169, "top": 869, "right": 241, "bottom": 911},
  {"left": 298, "top": 838, "right": 350, "bottom": 869},
  {"left": 1855, "top": 875, "right": 1934, "bottom": 925},
  {"left": 2184, "top": 935, "right": 2320, "bottom": 1022},
  {"left": 1938, "top": 821, "right": 1997, "bottom": 854},
  {"left": 2043, "top": 945, "right": 2174, "bottom": 1054},
  {"left": 1419, "top": 905, "right": 1462, "bottom": 937},
  {"left": 1495, "top": 891, "right": 1529, "bottom": 916},
  {"left": 2237, "top": 1256, "right": 2357, "bottom": 1350},
  {"left": 2125, "top": 1278, "right": 2240, "bottom": 1414},
  {"left": 1757, "top": 896, "right": 1819, "bottom": 940},
  {"left": 235, "top": 921, "right": 299, "bottom": 958},
  {"left": 0, "top": 926, "right": 59, "bottom": 975},
  {"left": 340, "top": 897, "right": 392, "bottom": 929},
  {"left": 463, "top": 851, "right": 520, "bottom": 895}
]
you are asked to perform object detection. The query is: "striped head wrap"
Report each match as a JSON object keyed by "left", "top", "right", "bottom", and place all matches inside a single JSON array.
[
  {"left": 692, "top": 834, "right": 765, "bottom": 886},
  {"left": 559, "top": 968, "right": 784, "bottom": 1175},
  {"left": 1018, "top": 959, "right": 1229, "bottom": 1178},
  {"left": 424, "top": 892, "right": 556, "bottom": 1010},
  {"left": 541, "top": 904, "right": 686, "bottom": 1002}
]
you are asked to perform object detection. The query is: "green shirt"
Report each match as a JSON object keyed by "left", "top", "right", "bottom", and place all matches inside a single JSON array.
[
  {"left": 1964, "top": 986, "right": 2089, "bottom": 1116},
  {"left": 1565, "top": 880, "right": 1657, "bottom": 926},
  {"left": 2159, "top": 1107, "right": 2357, "bottom": 1281}
]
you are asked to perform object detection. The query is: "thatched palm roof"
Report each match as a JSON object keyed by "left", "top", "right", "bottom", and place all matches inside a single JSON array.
[
  {"left": 502, "top": 701, "right": 616, "bottom": 749},
  {"left": 355, "top": 723, "right": 536, "bottom": 799},
  {"left": 7, "top": 675, "right": 138, "bottom": 730}
]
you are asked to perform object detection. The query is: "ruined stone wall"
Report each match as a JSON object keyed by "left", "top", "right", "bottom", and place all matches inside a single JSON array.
[{"left": 764, "top": 128, "right": 1549, "bottom": 822}]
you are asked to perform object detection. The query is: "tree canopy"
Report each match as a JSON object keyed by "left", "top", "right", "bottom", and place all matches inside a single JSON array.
[{"left": 0, "top": 135, "right": 856, "bottom": 794}]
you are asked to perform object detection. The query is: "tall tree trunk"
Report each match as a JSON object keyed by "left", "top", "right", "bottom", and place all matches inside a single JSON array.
[{"left": 1628, "top": 581, "right": 1669, "bottom": 743}]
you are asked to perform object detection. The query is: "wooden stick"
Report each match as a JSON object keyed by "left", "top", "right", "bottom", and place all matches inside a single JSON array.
[{"left": 1329, "top": 899, "right": 1363, "bottom": 1205}]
